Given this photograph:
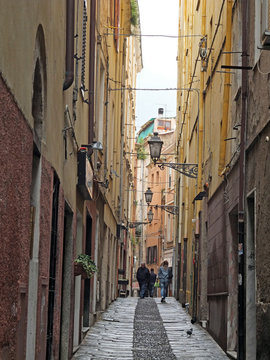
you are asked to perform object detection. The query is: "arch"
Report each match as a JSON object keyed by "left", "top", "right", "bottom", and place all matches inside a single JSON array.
[{"left": 32, "top": 25, "right": 47, "bottom": 144}]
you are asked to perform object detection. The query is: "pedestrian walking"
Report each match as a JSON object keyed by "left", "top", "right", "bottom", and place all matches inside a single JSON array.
[
  {"left": 136, "top": 263, "right": 150, "bottom": 299},
  {"left": 148, "top": 268, "right": 157, "bottom": 297},
  {"left": 158, "top": 260, "right": 173, "bottom": 302}
]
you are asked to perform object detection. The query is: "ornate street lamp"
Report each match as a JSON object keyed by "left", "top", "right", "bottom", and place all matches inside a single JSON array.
[
  {"left": 144, "top": 188, "right": 179, "bottom": 215},
  {"left": 148, "top": 132, "right": 198, "bottom": 179},
  {"left": 128, "top": 208, "right": 154, "bottom": 228},
  {"left": 148, "top": 132, "right": 163, "bottom": 165},
  {"left": 147, "top": 208, "right": 154, "bottom": 223},
  {"left": 145, "top": 187, "right": 153, "bottom": 205},
  {"left": 153, "top": 204, "right": 179, "bottom": 215}
]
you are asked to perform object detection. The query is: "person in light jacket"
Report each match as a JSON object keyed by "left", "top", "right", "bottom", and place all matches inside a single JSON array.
[{"left": 158, "top": 260, "right": 172, "bottom": 302}]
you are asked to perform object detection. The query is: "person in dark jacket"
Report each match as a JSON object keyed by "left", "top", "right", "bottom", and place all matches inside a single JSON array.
[
  {"left": 148, "top": 268, "right": 157, "bottom": 297},
  {"left": 136, "top": 263, "right": 150, "bottom": 299}
]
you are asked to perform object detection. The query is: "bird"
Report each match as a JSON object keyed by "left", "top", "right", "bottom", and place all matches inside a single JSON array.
[
  {"left": 191, "top": 317, "right": 196, "bottom": 324},
  {"left": 186, "top": 328, "right": 193, "bottom": 337}
]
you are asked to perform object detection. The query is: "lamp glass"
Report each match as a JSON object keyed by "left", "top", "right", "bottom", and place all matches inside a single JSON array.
[
  {"left": 147, "top": 208, "right": 154, "bottom": 223},
  {"left": 145, "top": 187, "right": 153, "bottom": 205},
  {"left": 91, "top": 141, "right": 103, "bottom": 151},
  {"left": 148, "top": 132, "right": 163, "bottom": 163}
]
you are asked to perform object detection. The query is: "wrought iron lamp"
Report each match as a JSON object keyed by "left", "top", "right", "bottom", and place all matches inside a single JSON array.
[
  {"left": 144, "top": 188, "right": 179, "bottom": 215},
  {"left": 145, "top": 187, "right": 153, "bottom": 205},
  {"left": 80, "top": 141, "right": 103, "bottom": 152},
  {"left": 128, "top": 208, "right": 153, "bottom": 228},
  {"left": 148, "top": 132, "right": 198, "bottom": 179}
]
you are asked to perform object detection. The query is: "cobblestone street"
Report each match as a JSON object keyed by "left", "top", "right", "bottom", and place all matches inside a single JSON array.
[{"left": 73, "top": 297, "right": 229, "bottom": 359}]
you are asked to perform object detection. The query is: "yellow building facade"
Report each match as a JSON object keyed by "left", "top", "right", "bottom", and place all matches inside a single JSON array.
[{"left": 176, "top": 0, "right": 240, "bottom": 354}]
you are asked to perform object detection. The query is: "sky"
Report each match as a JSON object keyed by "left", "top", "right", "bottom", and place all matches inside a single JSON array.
[{"left": 135, "top": 0, "right": 179, "bottom": 133}]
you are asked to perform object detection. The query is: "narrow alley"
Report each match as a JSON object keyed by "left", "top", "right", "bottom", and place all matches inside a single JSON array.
[{"left": 73, "top": 297, "right": 229, "bottom": 360}]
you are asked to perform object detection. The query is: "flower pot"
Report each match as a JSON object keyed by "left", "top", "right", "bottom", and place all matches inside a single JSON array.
[{"left": 74, "top": 263, "right": 88, "bottom": 279}]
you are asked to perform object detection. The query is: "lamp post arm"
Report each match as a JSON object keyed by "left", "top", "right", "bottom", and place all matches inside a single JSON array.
[{"left": 156, "top": 162, "right": 198, "bottom": 179}]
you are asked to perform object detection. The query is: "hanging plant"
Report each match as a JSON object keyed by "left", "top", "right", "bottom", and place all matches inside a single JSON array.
[
  {"left": 130, "top": 0, "right": 139, "bottom": 26},
  {"left": 136, "top": 138, "right": 147, "bottom": 160},
  {"left": 74, "top": 254, "right": 98, "bottom": 279}
]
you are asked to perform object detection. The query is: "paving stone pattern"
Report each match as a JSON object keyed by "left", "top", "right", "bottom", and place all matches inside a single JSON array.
[
  {"left": 133, "top": 297, "right": 176, "bottom": 360},
  {"left": 72, "top": 297, "right": 229, "bottom": 359},
  {"left": 156, "top": 298, "right": 229, "bottom": 359},
  {"left": 72, "top": 297, "right": 136, "bottom": 359}
]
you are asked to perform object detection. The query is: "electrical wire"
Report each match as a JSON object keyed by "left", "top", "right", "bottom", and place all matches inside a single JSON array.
[
  {"left": 103, "top": 33, "right": 203, "bottom": 39},
  {"left": 109, "top": 87, "right": 190, "bottom": 92}
]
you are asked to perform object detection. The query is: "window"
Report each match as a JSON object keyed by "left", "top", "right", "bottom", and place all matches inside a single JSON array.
[
  {"left": 114, "top": 0, "right": 120, "bottom": 51},
  {"left": 97, "top": 62, "right": 105, "bottom": 144},
  {"left": 168, "top": 168, "right": 172, "bottom": 188},
  {"left": 147, "top": 246, "right": 157, "bottom": 264},
  {"left": 261, "top": 0, "right": 270, "bottom": 37},
  {"left": 157, "top": 120, "right": 171, "bottom": 130},
  {"left": 167, "top": 215, "right": 171, "bottom": 242},
  {"left": 255, "top": 0, "right": 270, "bottom": 62}
]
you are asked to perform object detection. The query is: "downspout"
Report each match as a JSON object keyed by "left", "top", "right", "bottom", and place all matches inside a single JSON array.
[
  {"left": 63, "top": 0, "right": 75, "bottom": 91},
  {"left": 197, "top": 0, "right": 207, "bottom": 324},
  {"left": 193, "top": 0, "right": 206, "bottom": 318},
  {"left": 104, "top": 57, "right": 110, "bottom": 181},
  {"left": 119, "top": 38, "right": 127, "bottom": 240},
  {"left": 218, "top": 0, "right": 233, "bottom": 174},
  {"left": 238, "top": 1, "right": 248, "bottom": 359},
  {"left": 88, "top": 0, "right": 96, "bottom": 143},
  {"left": 95, "top": 0, "right": 101, "bottom": 136}
]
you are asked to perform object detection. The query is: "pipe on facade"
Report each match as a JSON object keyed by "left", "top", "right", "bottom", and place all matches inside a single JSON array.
[
  {"left": 63, "top": 0, "right": 75, "bottom": 91},
  {"left": 218, "top": 1, "right": 232, "bottom": 175},
  {"left": 119, "top": 38, "right": 127, "bottom": 235},
  {"left": 238, "top": 0, "right": 248, "bottom": 358},
  {"left": 88, "top": 0, "right": 96, "bottom": 144}
]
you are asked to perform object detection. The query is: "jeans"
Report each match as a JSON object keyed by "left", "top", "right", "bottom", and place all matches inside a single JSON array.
[
  {"left": 149, "top": 282, "right": 155, "bottom": 297},
  {"left": 160, "top": 280, "right": 168, "bottom": 299},
  {"left": 139, "top": 282, "right": 147, "bottom": 298}
]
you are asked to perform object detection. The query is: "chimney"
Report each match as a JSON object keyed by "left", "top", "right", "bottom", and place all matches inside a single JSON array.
[{"left": 158, "top": 108, "right": 164, "bottom": 118}]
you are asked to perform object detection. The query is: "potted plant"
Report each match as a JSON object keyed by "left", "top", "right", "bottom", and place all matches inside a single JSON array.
[{"left": 74, "top": 254, "right": 97, "bottom": 279}]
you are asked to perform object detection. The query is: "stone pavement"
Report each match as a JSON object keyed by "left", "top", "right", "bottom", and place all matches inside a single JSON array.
[{"left": 72, "top": 297, "right": 229, "bottom": 359}]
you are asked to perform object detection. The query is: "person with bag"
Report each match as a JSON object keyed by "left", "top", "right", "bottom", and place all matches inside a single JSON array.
[
  {"left": 136, "top": 263, "right": 150, "bottom": 299},
  {"left": 148, "top": 268, "right": 157, "bottom": 297},
  {"left": 158, "top": 260, "right": 173, "bottom": 303}
]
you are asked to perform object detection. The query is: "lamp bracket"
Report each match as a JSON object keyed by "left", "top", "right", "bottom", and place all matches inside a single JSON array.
[
  {"left": 156, "top": 162, "right": 198, "bottom": 179},
  {"left": 128, "top": 221, "right": 150, "bottom": 228},
  {"left": 154, "top": 205, "right": 179, "bottom": 215},
  {"left": 93, "top": 178, "right": 109, "bottom": 188}
]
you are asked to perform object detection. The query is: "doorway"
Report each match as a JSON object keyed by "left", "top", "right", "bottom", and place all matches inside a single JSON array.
[
  {"left": 246, "top": 191, "right": 256, "bottom": 359},
  {"left": 59, "top": 203, "right": 73, "bottom": 359},
  {"left": 83, "top": 213, "right": 92, "bottom": 327}
]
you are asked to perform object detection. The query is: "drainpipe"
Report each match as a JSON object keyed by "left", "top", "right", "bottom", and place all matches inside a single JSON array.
[
  {"left": 95, "top": 0, "right": 101, "bottom": 134},
  {"left": 218, "top": 0, "right": 232, "bottom": 174},
  {"left": 88, "top": 0, "right": 96, "bottom": 143},
  {"left": 119, "top": 38, "right": 127, "bottom": 240},
  {"left": 63, "top": 0, "right": 75, "bottom": 91},
  {"left": 238, "top": 1, "right": 248, "bottom": 359},
  {"left": 104, "top": 57, "right": 109, "bottom": 181}
]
